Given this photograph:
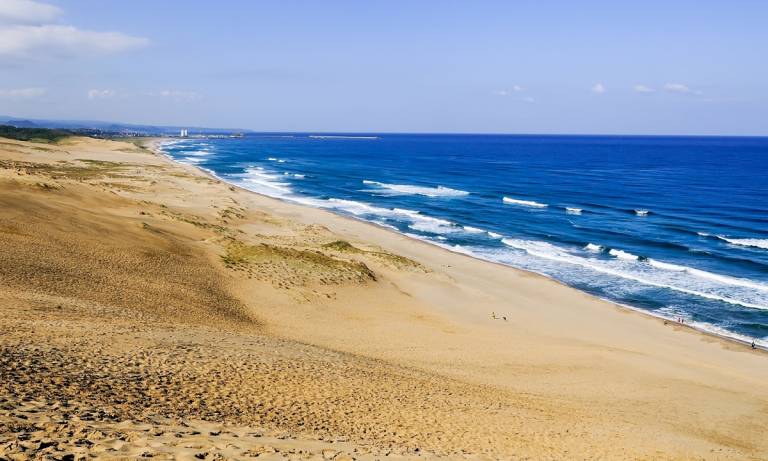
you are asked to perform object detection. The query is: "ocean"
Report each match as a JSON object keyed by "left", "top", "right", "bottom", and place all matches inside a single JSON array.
[{"left": 160, "top": 134, "right": 768, "bottom": 345}]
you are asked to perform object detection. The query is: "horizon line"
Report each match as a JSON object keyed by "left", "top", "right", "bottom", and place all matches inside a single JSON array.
[{"left": 3, "top": 115, "right": 768, "bottom": 139}]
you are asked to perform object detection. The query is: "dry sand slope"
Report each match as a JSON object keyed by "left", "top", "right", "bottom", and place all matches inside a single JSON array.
[{"left": 0, "top": 136, "right": 767, "bottom": 460}]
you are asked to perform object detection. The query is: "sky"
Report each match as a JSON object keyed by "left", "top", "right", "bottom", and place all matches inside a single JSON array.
[{"left": 0, "top": 0, "right": 766, "bottom": 135}]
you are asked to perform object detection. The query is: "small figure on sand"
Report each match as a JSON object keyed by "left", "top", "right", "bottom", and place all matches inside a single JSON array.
[
  {"left": 502, "top": 316, "right": 507, "bottom": 321},
  {"left": 491, "top": 311, "right": 497, "bottom": 319},
  {"left": 752, "top": 341, "right": 757, "bottom": 350}
]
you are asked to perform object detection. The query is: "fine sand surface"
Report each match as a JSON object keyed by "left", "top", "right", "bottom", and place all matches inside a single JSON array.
[{"left": 1, "top": 136, "right": 766, "bottom": 460}]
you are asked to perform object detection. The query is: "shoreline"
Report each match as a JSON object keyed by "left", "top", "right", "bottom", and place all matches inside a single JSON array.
[{"left": 148, "top": 137, "right": 766, "bottom": 353}]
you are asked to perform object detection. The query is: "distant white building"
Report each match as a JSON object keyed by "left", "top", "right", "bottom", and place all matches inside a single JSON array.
[{"left": 180, "top": 129, "right": 188, "bottom": 137}]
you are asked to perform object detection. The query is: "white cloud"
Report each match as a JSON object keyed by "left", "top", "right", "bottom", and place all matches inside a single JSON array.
[
  {"left": 591, "top": 83, "right": 606, "bottom": 94},
  {"left": 523, "top": 96, "right": 535, "bottom": 103},
  {"left": 0, "top": 87, "right": 46, "bottom": 98},
  {"left": 87, "top": 89, "right": 115, "bottom": 100},
  {"left": 493, "top": 85, "right": 524, "bottom": 97},
  {"left": 0, "top": 0, "right": 60, "bottom": 24},
  {"left": 84, "top": 89, "right": 202, "bottom": 102},
  {"left": 157, "top": 90, "right": 201, "bottom": 102},
  {"left": 664, "top": 83, "right": 690, "bottom": 93},
  {"left": 664, "top": 83, "right": 702, "bottom": 95},
  {"left": 0, "top": 1, "right": 148, "bottom": 61},
  {"left": 0, "top": 25, "right": 148, "bottom": 59},
  {"left": 633, "top": 84, "right": 655, "bottom": 93}
]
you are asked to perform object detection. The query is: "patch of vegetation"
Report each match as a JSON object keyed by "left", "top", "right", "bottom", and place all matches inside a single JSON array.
[
  {"left": 110, "top": 137, "right": 152, "bottom": 150},
  {"left": 0, "top": 125, "right": 73, "bottom": 143},
  {"left": 75, "top": 159, "right": 124, "bottom": 168},
  {"left": 322, "top": 240, "right": 424, "bottom": 270},
  {"left": 140, "top": 222, "right": 166, "bottom": 234},
  {"left": 0, "top": 159, "right": 131, "bottom": 181},
  {"left": 167, "top": 171, "right": 217, "bottom": 184},
  {"left": 218, "top": 205, "right": 246, "bottom": 221},
  {"left": 35, "top": 182, "right": 59, "bottom": 191},
  {"left": 99, "top": 182, "right": 141, "bottom": 192},
  {"left": 115, "top": 147, "right": 147, "bottom": 153},
  {"left": 160, "top": 210, "right": 233, "bottom": 235},
  {"left": 0, "top": 141, "right": 55, "bottom": 153},
  {"left": 222, "top": 241, "right": 376, "bottom": 286},
  {"left": 323, "top": 240, "right": 359, "bottom": 252}
]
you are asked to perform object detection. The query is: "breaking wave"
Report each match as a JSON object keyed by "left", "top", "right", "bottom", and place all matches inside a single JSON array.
[
  {"left": 363, "top": 180, "right": 469, "bottom": 197},
  {"left": 717, "top": 236, "right": 768, "bottom": 250},
  {"left": 232, "top": 167, "right": 293, "bottom": 196},
  {"left": 501, "top": 238, "right": 768, "bottom": 311},
  {"left": 502, "top": 197, "right": 548, "bottom": 208},
  {"left": 609, "top": 249, "right": 640, "bottom": 260}
]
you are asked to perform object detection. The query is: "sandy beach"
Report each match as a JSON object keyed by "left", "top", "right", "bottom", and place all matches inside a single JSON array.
[{"left": 1, "top": 136, "right": 767, "bottom": 460}]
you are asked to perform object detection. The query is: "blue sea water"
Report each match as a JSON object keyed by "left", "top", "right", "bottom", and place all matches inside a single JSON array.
[{"left": 161, "top": 134, "right": 768, "bottom": 345}]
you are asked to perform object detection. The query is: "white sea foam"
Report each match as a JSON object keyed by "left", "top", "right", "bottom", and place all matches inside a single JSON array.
[
  {"left": 487, "top": 231, "right": 502, "bottom": 239},
  {"left": 180, "top": 149, "right": 211, "bottom": 157},
  {"left": 392, "top": 207, "right": 422, "bottom": 218},
  {"left": 683, "top": 320, "right": 767, "bottom": 348},
  {"left": 293, "top": 174, "right": 306, "bottom": 178},
  {"left": 463, "top": 226, "right": 485, "bottom": 234},
  {"left": 635, "top": 209, "right": 650, "bottom": 216},
  {"left": 565, "top": 207, "right": 582, "bottom": 214},
  {"left": 697, "top": 232, "right": 710, "bottom": 237},
  {"left": 363, "top": 180, "right": 469, "bottom": 197},
  {"left": 609, "top": 249, "right": 639, "bottom": 260},
  {"left": 500, "top": 238, "right": 768, "bottom": 310},
  {"left": 233, "top": 167, "right": 292, "bottom": 196},
  {"left": 503, "top": 197, "right": 548, "bottom": 208},
  {"left": 372, "top": 220, "right": 398, "bottom": 231},
  {"left": 308, "top": 198, "right": 464, "bottom": 235},
  {"left": 584, "top": 243, "right": 603, "bottom": 252},
  {"left": 158, "top": 139, "right": 183, "bottom": 148},
  {"left": 325, "top": 198, "right": 384, "bottom": 216},
  {"left": 649, "top": 259, "right": 768, "bottom": 292},
  {"left": 717, "top": 236, "right": 768, "bottom": 250},
  {"left": 408, "top": 215, "right": 461, "bottom": 234},
  {"left": 199, "top": 167, "right": 218, "bottom": 178},
  {"left": 431, "top": 241, "right": 477, "bottom": 257}
]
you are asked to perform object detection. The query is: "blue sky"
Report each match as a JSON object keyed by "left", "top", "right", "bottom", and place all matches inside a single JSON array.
[{"left": 0, "top": 0, "right": 766, "bottom": 135}]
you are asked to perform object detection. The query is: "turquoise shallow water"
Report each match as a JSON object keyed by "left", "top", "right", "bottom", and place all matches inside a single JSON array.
[{"left": 161, "top": 134, "right": 768, "bottom": 345}]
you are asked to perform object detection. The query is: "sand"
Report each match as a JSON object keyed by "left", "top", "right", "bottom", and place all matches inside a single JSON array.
[{"left": 0, "top": 136, "right": 766, "bottom": 460}]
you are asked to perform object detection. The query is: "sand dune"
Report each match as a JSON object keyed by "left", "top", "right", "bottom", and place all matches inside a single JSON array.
[{"left": 1, "top": 136, "right": 766, "bottom": 460}]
